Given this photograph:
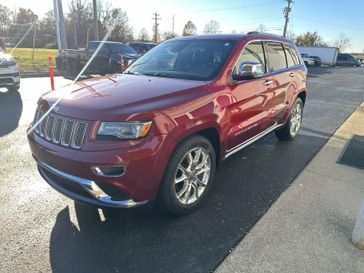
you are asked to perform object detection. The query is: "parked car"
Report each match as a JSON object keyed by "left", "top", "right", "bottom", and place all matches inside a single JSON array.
[
  {"left": 56, "top": 41, "right": 139, "bottom": 79},
  {"left": 357, "top": 58, "right": 364, "bottom": 67},
  {"left": 27, "top": 33, "right": 307, "bottom": 215},
  {"left": 128, "top": 42, "right": 157, "bottom": 55},
  {"left": 336, "top": 53, "right": 361, "bottom": 67},
  {"left": 309, "top": 55, "right": 321, "bottom": 66},
  {"left": 0, "top": 47, "right": 20, "bottom": 91},
  {"left": 300, "top": 53, "right": 315, "bottom": 67}
]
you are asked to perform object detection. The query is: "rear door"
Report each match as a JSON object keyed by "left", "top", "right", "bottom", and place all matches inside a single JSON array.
[
  {"left": 226, "top": 41, "right": 277, "bottom": 151},
  {"left": 264, "top": 41, "right": 291, "bottom": 126}
]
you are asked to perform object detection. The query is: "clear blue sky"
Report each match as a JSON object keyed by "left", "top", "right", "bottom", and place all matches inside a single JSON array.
[{"left": 2, "top": 0, "right": 364, "bottom": 52}]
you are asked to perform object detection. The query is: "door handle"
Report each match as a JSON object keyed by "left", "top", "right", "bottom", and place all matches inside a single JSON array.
[
  {"left": 264, "top": 80, "right": 273, "bottom": 86},
  {"left": 289, "top": 72, "right": 296, "bottom": 77}
]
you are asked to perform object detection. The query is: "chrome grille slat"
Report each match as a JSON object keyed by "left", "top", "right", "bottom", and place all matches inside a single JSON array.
[
  {"left": 71, "top": 122, "right": 87, "bottom": 149},
  {"left": 33, "top": 109, "right": 87, "bottom": 149},
  {"left": 45, "top": 115, "right": 55, "bottom": 140},
  {"left": 61, "top": 120, "right": 75, "bottom": 146}
]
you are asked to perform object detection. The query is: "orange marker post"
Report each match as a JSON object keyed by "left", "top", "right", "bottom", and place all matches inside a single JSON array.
[{"left": 48, "top": 56, "right": 55, "bottom": 90}]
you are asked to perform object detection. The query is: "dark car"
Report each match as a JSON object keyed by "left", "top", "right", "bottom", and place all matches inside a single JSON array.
[
  {"left": 336, "top": 53, "right": 361, "bottom": 67},
  {"left": 56, "top": 41, "right": 139, "bottom": 79},
  {"left": 309, "top": 56, "right": 321, "bottom": 66},
  {"left": 28, "top": 33, "right": 307, "bottom": 215},
  {"left": 128, "top": 42, "right": 157, "bottom": 55}
]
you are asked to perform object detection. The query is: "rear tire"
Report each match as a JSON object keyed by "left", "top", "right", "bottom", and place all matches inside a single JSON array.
[
  {"left": 275, "top": 98, "right": 303, "bottom": 141},
  {"left": 156, "top": 135, "right": 216, "bottom": 215}
]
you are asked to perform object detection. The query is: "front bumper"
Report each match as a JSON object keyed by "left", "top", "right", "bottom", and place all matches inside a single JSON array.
[
  {"left": 36, "top": 158, "right": 148, "bottom": 208},
  {"left": 28, "top": 132, "right": 177, "bottom": 206},
  {"left": 0, "top": 66, "right": 20, "bottom": 87}
]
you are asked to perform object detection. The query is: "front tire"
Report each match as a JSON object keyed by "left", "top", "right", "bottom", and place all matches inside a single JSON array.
[
  {"left": 275, "top": 97, "right": 303, "bottom": 141},
  {"left": 7, "top": 84, "right": 19, "bottom": 92},
  {"left": 156, "top": 135, "right": 216, "bottom": 215}
]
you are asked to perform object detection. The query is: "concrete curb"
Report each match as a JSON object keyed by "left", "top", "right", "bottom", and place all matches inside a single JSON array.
[{"left": 20, "top": 71, "right": 61, "bottom": 78}]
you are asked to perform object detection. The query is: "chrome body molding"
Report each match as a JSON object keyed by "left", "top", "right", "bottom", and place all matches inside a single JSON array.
[
  {"left": 224, "top": 122, "right": 282, "bottom": 159},
  {"left": 36, "top": 159, "right": 149, "bottom": 208}
]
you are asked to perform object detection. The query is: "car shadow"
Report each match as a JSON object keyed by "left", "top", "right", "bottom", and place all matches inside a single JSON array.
[
  {"left": 0, "top": 89, "right": 23, "bottom": 137},
  {"left": 307, "top": 66, "right": 334, "bottom": 77},
  {"left": 49, "top": 132, "right": 330, "bottom": 273}
]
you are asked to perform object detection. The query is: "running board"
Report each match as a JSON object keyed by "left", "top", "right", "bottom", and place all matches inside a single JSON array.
[{"left": 224, "top": 123, "right": 283, "bottom": 159}]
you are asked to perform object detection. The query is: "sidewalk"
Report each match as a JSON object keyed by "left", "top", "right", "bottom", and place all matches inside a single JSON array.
[{"left": 216, "top": 102, "right": 364, "bottom": 273}]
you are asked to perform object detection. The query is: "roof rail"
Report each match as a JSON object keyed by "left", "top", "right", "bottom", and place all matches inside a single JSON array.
[{"left": 247, "top": 31, "right": 283, "bottom": 37}]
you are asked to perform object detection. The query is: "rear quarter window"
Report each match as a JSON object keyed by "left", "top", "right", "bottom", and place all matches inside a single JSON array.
[
  {"left": 265, "top": 42, "right": 287, "bottom": 71},
  {"left": 284, "top": 44, "right": 300, "bottom": 66}
]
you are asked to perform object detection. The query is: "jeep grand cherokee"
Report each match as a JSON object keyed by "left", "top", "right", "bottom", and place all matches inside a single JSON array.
[{"left": 27, "top": 33, "right": 307, "bottom": 215}]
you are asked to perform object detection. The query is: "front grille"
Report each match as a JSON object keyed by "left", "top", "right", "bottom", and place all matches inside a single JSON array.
[
  {"left": 33, "top": 110, "right": 88, "bottom": 149},
  {"left": 0, "top": 78, "right": 13, "bottom": 84}
]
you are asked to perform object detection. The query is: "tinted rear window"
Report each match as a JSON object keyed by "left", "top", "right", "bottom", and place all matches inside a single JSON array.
[
  {"left": 283, "top": 44, "right": 300, "bottom": 67},
  {"left": 266, "top": 42, "right": 287, "bottom": 71}
]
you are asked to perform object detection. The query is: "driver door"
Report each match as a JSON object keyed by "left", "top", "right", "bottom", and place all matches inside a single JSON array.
[{"left": 227, "top": 41, "right": 277, "bottom": 151}]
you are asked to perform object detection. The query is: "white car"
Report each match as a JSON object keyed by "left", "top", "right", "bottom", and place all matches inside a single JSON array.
[
  {"left": 0, "top": 47, "right": 20, "bottom": 91},
  {"left": 300, "top": 53, "right": 315, "bottom": 67}
]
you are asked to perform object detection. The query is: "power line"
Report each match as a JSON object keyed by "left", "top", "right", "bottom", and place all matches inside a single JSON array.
[
  {"left": 190, "top": 0, "right": 282, "bottom": 13},
  {"left": 292, "top": 15, "right": 364, "bottom": 31},
  {"left": 283, "top": 0, "right": 293, "bottom": 37},
  {"left": 224, "top": 17, "right": 282, "bottom": 29}
]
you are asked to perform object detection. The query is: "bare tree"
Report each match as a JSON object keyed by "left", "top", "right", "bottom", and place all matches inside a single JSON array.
[
  {"left": 138, "top": 28, "right": 149, "bottom": 41},
  {"left": 286, "top": 29, "right": 296, "bottom": 41},
  {"left": 182, "top": 21, "right": 197, "bottom": 36},
  {"left": 162, "top": 31, "right": 177, "bottom": 41},
  {"left": 203, "top": 20, "right": 220, "bottom": 34},
  {"left": 0, "top": 4, "right": 11, "bottom": 43},
  {"left": 256, "top": 24, "right": 266, "bottom": 33},
  {"left": 332, "top": 33, "right": 351, "bottom": 52}
]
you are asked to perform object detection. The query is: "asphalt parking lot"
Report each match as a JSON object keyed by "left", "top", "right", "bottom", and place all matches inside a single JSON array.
[{"left": 1, "top": 66, "right": 364, "bottom": 273}]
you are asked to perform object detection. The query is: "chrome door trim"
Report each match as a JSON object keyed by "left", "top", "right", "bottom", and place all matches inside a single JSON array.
[{"left": 224, "top": 122, "right": 282, "bottom": 159}]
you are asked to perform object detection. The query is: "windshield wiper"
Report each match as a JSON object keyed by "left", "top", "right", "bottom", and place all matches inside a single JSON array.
[
  {"left": 123, "top": 70, "right": 141, "bottom": 75},
  {"left": 141, "top": 72, "right": 179, "bottom": 79}
]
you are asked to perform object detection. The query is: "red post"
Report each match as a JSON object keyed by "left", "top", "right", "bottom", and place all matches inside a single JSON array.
[{"left": 48, "top": 56, "right": 55, "bottom": 90}]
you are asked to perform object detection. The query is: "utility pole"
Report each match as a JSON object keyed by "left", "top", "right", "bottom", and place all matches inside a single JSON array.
[
  {"left": 57, "top": 0, "right": 67, "bottom": 49},
  {"left": 152, "top": 13, "right": 161, "bottom": 43},
  {"left": 93, "top": 0, "right": 99, "bottom": 40},
  {"left": 283, "top": 0, "right": 293, "bottom": 37},
  {"left": 172, "top": 15, "right": 175, "bottom": 35},
  {"left": 53, "top": 0, "right": 62, "bottom": 51}
]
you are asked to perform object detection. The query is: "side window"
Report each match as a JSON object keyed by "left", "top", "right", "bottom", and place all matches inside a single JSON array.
[
  {"left": 266, "top": 42, "right": 287, "bottom": 71},
  {"left": 234, "top": 41, "right": 266, "bottom": 74},
  {"left": 284, "top": 44, "right": 298, "bottom": 67},
  {"left": 290, "top": 46, "right": 301, "bottom": 65}
]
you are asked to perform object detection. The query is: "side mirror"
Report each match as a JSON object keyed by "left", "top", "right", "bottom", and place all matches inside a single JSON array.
[{"left": 232, "top": 62, "right": 264, "bottom": 81}]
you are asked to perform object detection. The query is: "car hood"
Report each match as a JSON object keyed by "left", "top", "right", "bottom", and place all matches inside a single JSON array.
[
  {"left": 39, "top": 74, "right": 210, "bottom": 121},
  {"left": 0, "top": 52, "right": 16, "bottom": 65}
]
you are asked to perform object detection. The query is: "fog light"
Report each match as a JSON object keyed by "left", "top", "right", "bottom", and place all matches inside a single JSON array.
[{"left": 92, "top": 165, "right": 126, "bottom": 177}]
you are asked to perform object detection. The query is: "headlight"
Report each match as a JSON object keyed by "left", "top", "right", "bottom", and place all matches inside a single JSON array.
[{"left": 97, "top": 121, "right": 152, "bottom": 140}]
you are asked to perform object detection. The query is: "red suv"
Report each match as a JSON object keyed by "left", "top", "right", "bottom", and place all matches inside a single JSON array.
[{"left": 27, "top": 33, "right": 307, "bottom": 215}]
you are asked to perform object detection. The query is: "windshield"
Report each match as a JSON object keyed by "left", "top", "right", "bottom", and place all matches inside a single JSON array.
[
  {"left": 88, "top": 42, "right": 137, "bottom": 55},
  {"left": 108, "top": 44, "right": 137, "bottom": 55},
  {"left": 125, "top": 39, "right": 237, "bottom": 81}
]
